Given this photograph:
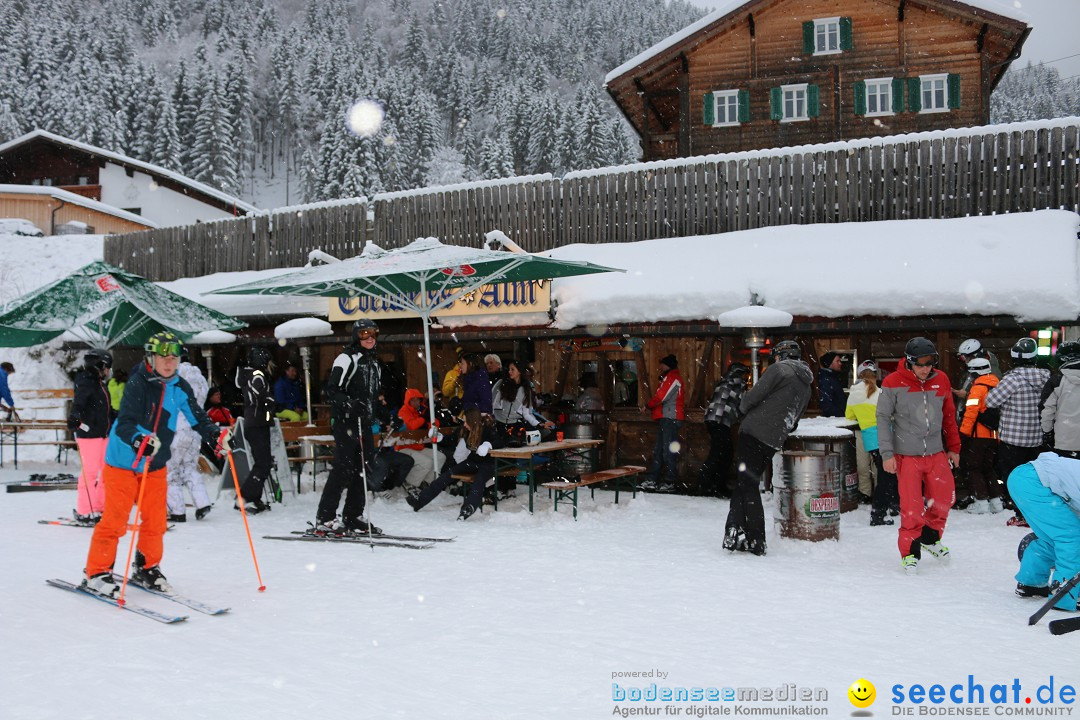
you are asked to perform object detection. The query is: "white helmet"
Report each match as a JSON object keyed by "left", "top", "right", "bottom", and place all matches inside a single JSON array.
[
  {"left": 958, "top": 339, "right": 982, "bottom": 356},
  {"left": 967, "top": 357, "right": 992, "bottom": 375}
]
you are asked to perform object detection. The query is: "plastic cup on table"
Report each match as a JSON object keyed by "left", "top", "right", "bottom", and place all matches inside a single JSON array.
[{"left": 556, "top": 431, "right": 564, "bottom": 442}]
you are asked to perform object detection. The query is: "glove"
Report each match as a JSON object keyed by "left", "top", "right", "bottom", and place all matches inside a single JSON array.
[
  {"left": 137, "top": 435, "right": 162, "bottom": 458},
  {"left": 67, "top": 416, "right": 79, "bottom": 431},
  {"left": 216, "top": 426, "right": 234, "bottom": 456},
  {"left": 476, "top": 441, "right": 492, "bottom": 457}
]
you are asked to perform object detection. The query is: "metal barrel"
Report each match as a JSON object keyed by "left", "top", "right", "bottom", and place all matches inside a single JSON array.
[
  {"left": 559, "top": 422, "right": 598, "bottom": 476},
  {"left": 785, "top": 433, "right": 859, "bottom": 512},
  {"left": 774, "top": 450, "right": 841, "bottom": 541}
]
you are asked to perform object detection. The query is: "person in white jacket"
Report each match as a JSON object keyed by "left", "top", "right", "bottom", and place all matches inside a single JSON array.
[{"left": 165, "top": 358, "right": 212, "bottom": 521}]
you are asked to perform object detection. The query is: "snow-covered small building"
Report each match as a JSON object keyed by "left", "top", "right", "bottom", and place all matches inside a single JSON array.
[
  {"left": 0, "top": 184, "right": 156, "bottom": 235},
  {"left": 0, "top": 130, "right": 258, "bottom": 228}
]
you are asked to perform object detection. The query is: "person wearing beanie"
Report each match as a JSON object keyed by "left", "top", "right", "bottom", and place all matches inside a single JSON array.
[
  {"left": 641, "top": 354, "right": 684, "bottom": 492},
  {"left": 817, "top": 351, "right": 847, "bottom": 417}
]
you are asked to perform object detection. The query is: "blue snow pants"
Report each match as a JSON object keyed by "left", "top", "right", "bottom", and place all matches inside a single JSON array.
[{"left": 1008, "top": 463, "right": 1080, "bottom": 611}]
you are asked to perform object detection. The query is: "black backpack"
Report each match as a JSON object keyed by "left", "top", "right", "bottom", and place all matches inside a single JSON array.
[{"left": 978, "top": 406, "right": 1001, "bottom": 431}]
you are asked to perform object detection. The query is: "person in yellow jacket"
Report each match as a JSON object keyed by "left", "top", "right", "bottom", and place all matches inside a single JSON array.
[
  {"left": 106, "top": 367, "right": 127, "bottom": 413},
  {"left": 959, "top": 357, "right": 1002, "bottom": 514},
  {"left": 440, "top": 346, "right": 465, "bottom": 402},
  {"left": 845, "top": 360, "right": 898, "bottom": 526}
]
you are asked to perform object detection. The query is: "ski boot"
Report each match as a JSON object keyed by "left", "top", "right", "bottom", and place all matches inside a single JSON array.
[
  {"left": 82, "top": 572, "right": 121, "bottom": 598},
  {"left": 313, "top": 517, "right": 347, "bottom": 537},
  {"left": 901, "top": 555, "right": 919, "bottom": 575},
  {"left": 345, "top": 518, "right": 382, "bottom": 536},
  {"left": 195, "top": 505, "right": 212, "bottom": 520}
]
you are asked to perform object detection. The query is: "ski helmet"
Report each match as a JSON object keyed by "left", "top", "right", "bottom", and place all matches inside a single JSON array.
[
  {"left": 1010, "top": 337, "right": 1038, "bottom": 364},
  {"left": 904, "top": 337, "right": 938, "bottom": 366},
  {"left": 856, "top": 359, "right": 878, "bottom": 377},
  {"left": 247, "top": 346, "right": 272, "bottom": 369},
  {"left": 725, "top": 362, "right": 751, "bottom": 380},
  {"left": 144, "top": 331, "right": 183, "bottom": 358},
  {"left": 1056, "top": 341, "right": 1080, "bottom": 369},
  {"left": 772, "top": 340, "right": 801, "bottom": 362},
  {"left": 352, "top": 318, "right": 378, "bottom": 342},
  {"left": 967, "top": 357, "right": 992, "bottom": 376},
  {"left": 84, "top": 348, "right": 112, "bottom": 371},
  {"left": 957, "top": 338, "right": 982, "bottom": 357}
]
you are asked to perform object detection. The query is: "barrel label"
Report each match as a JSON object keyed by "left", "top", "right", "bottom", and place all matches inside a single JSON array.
[{"left": 807, "top": 493, "right": 840, "bottom": 516}]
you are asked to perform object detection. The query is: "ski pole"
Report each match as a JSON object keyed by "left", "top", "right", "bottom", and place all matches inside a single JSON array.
[
  {"left": 117, "top": 459, "right": 151, "bottom": 607},
  {"left": 224, "top": 430, "right": 266, "bottom": 592},
  {"left": 357, "top": 414, "right": 374, "bottom": 544}
]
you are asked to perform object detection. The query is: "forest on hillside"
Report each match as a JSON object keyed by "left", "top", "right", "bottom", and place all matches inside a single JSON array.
[{"left": 0, "top": 0, "right": 1075, "bottom": 207}]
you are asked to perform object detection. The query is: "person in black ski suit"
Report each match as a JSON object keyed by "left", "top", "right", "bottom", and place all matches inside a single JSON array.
[
  {"left": 406, "top": 408, "right": 504, "bottom": 520},
  {"left": 315, "top": 318, "right": 384, "bottom": 535},
  {"left": 699, "top": 362, "right": 750, "bottom": 498},
  {"left": 235, "top": 346, "right": 275, "bottom": 513},
  {"left": 69, "top": 349, "right": 114, "bottom": 522},
  {"left": 724, "top": 340, "right": 813, "bottom": 556}
]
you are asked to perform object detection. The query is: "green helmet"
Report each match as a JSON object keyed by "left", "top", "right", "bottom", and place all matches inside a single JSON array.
[{"left": 144, "top": 331, "right": 183, "bottom": 359}]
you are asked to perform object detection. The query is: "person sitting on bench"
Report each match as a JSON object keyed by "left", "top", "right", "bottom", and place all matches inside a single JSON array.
[{"left": 406, "top": 408, "right": 503, "bottom": 520}]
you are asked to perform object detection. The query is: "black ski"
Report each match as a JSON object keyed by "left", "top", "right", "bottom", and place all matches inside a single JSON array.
[
  {"left": 1048, "top": 616, "right": 1080, "bottom": 635},
  {"left": 263, "top": 534, "right": 433, "bottom": 550},
  {"left": 291, "top": 529, "right": 453, "bottom": 543},
  {"left": 46, "top": 578, "right": 188, "bottom": 624},
  {"left": 1028, "top": 571, "right": 1080, "bottom": 626},
  {"left": 39, "top": 518, "right": 175, "bottom": 530},
  {"left": 127, "top": 581, "right": 230, "bottom": 615}
]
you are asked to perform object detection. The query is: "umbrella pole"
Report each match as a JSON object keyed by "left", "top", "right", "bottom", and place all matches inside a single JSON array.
[
  {"left": 300, "top": 346, "right": 315, "bottom": 428},
  {"left": 419, "top": 287, "right": 440, "bottom": 483}
]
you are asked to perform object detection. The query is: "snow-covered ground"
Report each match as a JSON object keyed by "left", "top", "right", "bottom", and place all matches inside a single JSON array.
[{"left": 1, "top": 461, "right": 1076, "bottom": 720}]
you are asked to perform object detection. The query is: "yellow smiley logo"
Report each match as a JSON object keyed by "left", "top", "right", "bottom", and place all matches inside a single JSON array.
[{"left": 848, "top": 679, "right": 876, "bottom": 708}]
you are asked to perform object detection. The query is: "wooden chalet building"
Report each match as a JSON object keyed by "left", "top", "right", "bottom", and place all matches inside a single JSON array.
[
  {"left": 0, "top": 129, "right": 258, "bottom": 228},
  {"left": 605, "top": 0, "right": 1031, "bottom": 160}
]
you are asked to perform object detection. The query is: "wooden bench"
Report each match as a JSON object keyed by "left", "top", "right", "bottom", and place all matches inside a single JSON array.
[
  {"left": 451, "top": 467, "right": 519, "bottom": 510},
  {"left": 541, "top": 465, "right": 646, "bottom": 519}
]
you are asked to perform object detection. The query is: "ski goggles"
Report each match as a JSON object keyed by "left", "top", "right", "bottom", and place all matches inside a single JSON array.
[
  {"left": 357, "top": 329, "right": 378, "bottom": 340},
  {"left": 149, "top": 341, "right": 183, "bottom": 357}
]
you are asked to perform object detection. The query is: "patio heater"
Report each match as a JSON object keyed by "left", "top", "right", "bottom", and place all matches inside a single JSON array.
[
  {"left": 274, "top": 318, "right": 333, "bottom": 427},
  {"left": 717, "top": 299, "right": 793, "bottom": 384},
  {"left": 189, "top": 330, "right": 237, "bottom": 388}
]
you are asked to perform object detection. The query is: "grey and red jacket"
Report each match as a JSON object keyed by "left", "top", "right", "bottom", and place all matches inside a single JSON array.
[
  {"left": 647, "top": 368, "right": 685, "bottom": 421},
  {"left": 876, "top": 365, "right": 961, "bottom": 461}
]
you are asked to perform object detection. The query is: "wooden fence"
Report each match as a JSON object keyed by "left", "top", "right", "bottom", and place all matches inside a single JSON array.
[{"left": 106, "top": 119, "right": 1080, "bottom": 280}]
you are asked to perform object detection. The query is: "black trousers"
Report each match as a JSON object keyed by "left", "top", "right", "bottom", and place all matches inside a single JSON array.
[
  {"left": 700, "top": 422, "right": 735, "bottom": 496},
  {"left": 414, "top": 455, "right": 495, "bottom": 512},
  {"left": 997, "top": 442, "right": 1041, "bottom": 510},
  {"left": 317, "top": 416, "right": 373, "bottom": 524},
  {"left": 962, "top": 436, "right": 999, "bottom": 500},
  {"left": 869, "top": 449, "right": 899, "bottom": 517},
  {"left": 724, "top": 432, "right": 777, "bottom": 544},
  {"left": 240, "top": 424, "right": 272, "bottom": 502}
]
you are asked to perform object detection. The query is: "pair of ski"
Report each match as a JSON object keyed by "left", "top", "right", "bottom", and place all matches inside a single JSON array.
[
  {"left": 47, "top": 578, "right": 229, "bottom": 624},
  {"left": 39, "top": 517, "right": 175, "bottom": 530},
  {"left": 1028, "top": 571, "right": 1080, "bottom": 635},
  {"left": 261, "top": 529, "right": 454, "bottom": 550}
]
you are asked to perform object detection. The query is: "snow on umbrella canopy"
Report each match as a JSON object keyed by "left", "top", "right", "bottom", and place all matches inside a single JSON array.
[
  {"left": 211, "top": 235, "right": 623, "bottom": 480},
  {"left": 0, "top": 261, "right": 247, "bottom": 349}
]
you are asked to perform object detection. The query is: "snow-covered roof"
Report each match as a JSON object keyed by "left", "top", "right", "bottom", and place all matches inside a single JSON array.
[
  {"left": 0, "top": 184, "right": 159, "bottom": 228},
  {"left": 541, "top": 210, "right": 1080, "bottom": 329},
  {"left": 0, "top": 129, "right": 258, "bottom": 214},
  {"left": 604, "top": 0, "right": 1028, "bottom": 85}
]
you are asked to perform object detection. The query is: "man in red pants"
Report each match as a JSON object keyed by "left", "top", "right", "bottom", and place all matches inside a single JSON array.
[
  {"left": 877, "top": 337, "right": 962, "bottom": 574},
  {"left": 83, "top": 332, "right": 227, "bottom": 598}
]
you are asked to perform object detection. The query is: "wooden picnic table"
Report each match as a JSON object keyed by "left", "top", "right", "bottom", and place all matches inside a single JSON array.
[
  {"left": 0, "top": 421, "right": 76, "bottom": 468},
  {"left": 489, "top": 438, "right": 604, "bottom": 513}
]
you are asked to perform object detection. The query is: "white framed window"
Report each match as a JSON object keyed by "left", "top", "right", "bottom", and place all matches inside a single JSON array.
[
  {"left": 920, "top": 73, "right": 949, "bottom": 113},
  {"left": 865, "top": 78, "right": 893, "bottom": 116},
  {"left": 712, "top": 90, "right": 740, "bottom": 126},
  {"left": 782, "top": 84, "right": 808, "bottom": 122},
  {"left": 814, "top": 17, "right": 841, "bottom": 55}
]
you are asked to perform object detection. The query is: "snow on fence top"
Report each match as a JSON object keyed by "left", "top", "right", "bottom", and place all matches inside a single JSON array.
[
  {"left": 563, "top": 116, "right": 1080, "bottom": 181},
  {"left": 373, "top": 174, "right": 555, "bottom": 202}
]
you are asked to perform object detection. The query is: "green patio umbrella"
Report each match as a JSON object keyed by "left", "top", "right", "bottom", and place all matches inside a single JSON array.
[
  {"left": 211, "top": 233, "right": 623, "bottom": 479},
  {"left": 0, "top": 261, "right": 247, "bottom": 349}
]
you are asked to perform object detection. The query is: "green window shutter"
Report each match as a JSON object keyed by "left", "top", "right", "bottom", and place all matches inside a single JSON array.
[
  {"left": 802, "top": 21, "right": 815, "bottom": 54},
  {"left": 770, "top": 87, "right": 783, "bottom": 120},
  {"left": 853, "top": 81, "right": 866, "bottom": 115},
  {"left": 892, "top": 78, "right": 906, "bottom": 113},
  {"left": 703, "top": 93, "right": 715, "bottom": 126},
  {"left": 947, "top": 73, "right": 961, "bottom": 109},
  {"left": 907, "top": 77, "right": 922, "bottom": 112},
  {"left": 839, "top": 17, "right": 854, "bottom": 50},
  {"left": 807, "top": 84, "right": 820, "bottom": 117},
  {"left": 738, "top": 89, "right": 750, "bottom": 123}
]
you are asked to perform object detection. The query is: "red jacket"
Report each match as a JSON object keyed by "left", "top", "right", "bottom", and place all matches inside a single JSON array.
[
  {"left": 397, "top": 388, "right": 430, "bottom": 451},
  {"left": 647, "top": 369, "right": 685, "bottom": 421}
]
